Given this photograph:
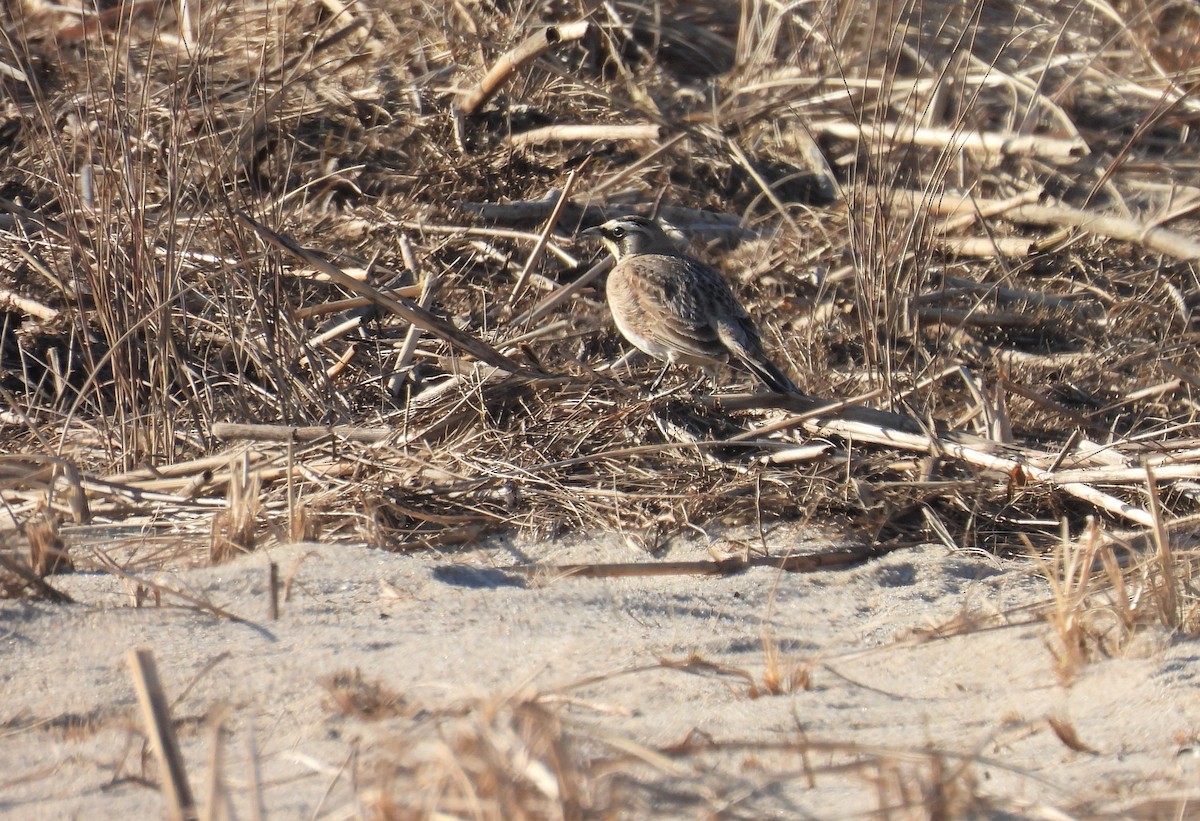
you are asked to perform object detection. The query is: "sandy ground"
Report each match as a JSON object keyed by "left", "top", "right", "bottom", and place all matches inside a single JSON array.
[{"left": 2, "top": 528, "right": 1198, "bottom": 819}]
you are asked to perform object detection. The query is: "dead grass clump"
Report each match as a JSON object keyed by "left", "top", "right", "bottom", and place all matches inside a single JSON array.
[
  {"left": 1038, "top": 515, "right": 1200, "bottom": 682},
  {"left": 3, "top": 1, "right": 1200, "bottom": 572},
  {"left": 210, "top": 455, "right": 261, "bottom": 564},
  {"left": 320, "top": 669, "right": 408, "bottom": 721},
  {"left": 25, "top": 508, "right": 71, "bottom": 575},
  {"left": 355, "top": 681, "right": 1027, "bottom": 819}
]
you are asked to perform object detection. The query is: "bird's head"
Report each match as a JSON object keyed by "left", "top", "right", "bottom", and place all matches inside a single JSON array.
[{"left": 580, "top": 215, "right": 681, "bottom": 261}]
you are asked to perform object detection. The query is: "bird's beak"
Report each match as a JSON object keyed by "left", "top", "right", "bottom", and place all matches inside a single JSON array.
[{"left": 579, "top": 225, "right": 604, "bottom": 241}]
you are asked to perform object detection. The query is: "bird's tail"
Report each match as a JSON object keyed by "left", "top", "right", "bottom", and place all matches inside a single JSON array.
[{"left": 742, "top": 353, "right": 797, "bottom": 395}]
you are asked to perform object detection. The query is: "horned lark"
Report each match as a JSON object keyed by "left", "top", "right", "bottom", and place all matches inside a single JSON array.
[{"left": 582, "top": 215, "right": 796, "bottom": 394}]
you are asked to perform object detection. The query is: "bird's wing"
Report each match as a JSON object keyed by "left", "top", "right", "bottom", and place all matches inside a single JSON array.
[{"left": 627, "top": 256, "right": 728, "bottom": 361}]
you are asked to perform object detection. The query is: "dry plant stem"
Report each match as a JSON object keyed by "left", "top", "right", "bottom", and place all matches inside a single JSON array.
[
  {"left": 812, "top": 120, "right": 1088, "bottom": 160},
  {"left": 511, "top": 170, "right": 579, "bottom": 300},
  {"left": 96, "top": 553, "right": 267, "bottom": 628},
  {"left": 511, "top": 257, "right": 612, "bottom": 328},
  {"left": 393, "top": 274, "right": 442, "bottom": 373},
  {"left": 210, "top": 422, "right": 391, "bottom": 443},
  {"left": 0, "top": 455, "right": 90, "bottom": 522},
  {"left": 725, "top": 388, "right": 887, "bottom": 443},
  {"left": 1144, "top": 469, "right": 1181, "bottom": 625},
  {"left": 127, "top": 648, "right": 195, "bottom": 821},
  {"left": 935, "top": 236, "right": 1038, "bottom": 257},
  {"left": 236, "top": 212, "right": 543, "bottom": 378},
  {"left": 456, "top": 21, "right": 591, "bottom": 117},
  {"left": 0, "top": 288, "right": 57, "bottom": 321},
  {"left": 293, "top": 287, "right": 424, "bottom": 320},
  {"left": 935, "top": 188, "right": 1045, "bottom": 233},
  {"left": 887, "top": 189, "right": 1200, "bottom": 261},
  {"left": 200, "top": 709, "right": 227, "bottom": 821},
  {"left": 507, "top": 546, "right": 873, "bottom": 580},
  {"left": 915, "top": 307, "right": 1043, "bottom": 328},
  {"left": 508, "top": 124, "right": 663, "bottom": 148},
  {"left": 789, "top": 415, "right": 1154, "bottom": 528}
]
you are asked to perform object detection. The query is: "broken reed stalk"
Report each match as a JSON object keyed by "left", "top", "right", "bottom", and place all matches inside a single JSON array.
[
  {"left": 508, "top": 123, "right": 663, "bottom": 148},
  {"left": 504, "top": 546, "right": 875, "bottom": 580},
  {"left": 511, "top": 169, "right": 579, "bottom": 300},
  {"left": 456, "top": 21, "right": 591, "bottom": 117},
  {"left": 812, "top": 120, "right": 1088, "bottom": 159},
  {"left": 127, "top": 647, "right": 196, "bottom": 821},
  {"left": 884, "top": 188, "right": 1200, "bottom": 261}
]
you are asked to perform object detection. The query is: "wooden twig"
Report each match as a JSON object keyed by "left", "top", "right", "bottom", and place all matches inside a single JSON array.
[
  {"left": 940, "top": 275, "right": 1088, "bottom": 311},
  {"left": 0, "top": 287, "right": 58, "bottom": 321},
  {"left": 393, "top": 274, "right": 442, "bottom": 374},
  {"left": 503, "top": 545, "right": 874, "bottom": 580},
  {"left": 1004, "top": 203, "right": 1200, "bottom": 261},
  {"left": 511, "top": 170, "right": 579, "bottom": 300},
  {"left": 456, "top": 21, "right": 591, "bottom": 116},
  {"left": 210, "top": 422, "right": 391, "bottom": 443},
  {"left": 127, "top": 648, "right": 196, "bottom": 821},
  {"left": 935, "top": 236, "right": 1038, "bottom": 258},
  {"left": 457, "top": 200, "right": 743, "bottom": 235},
  {"left": 884, "top": 189, "right": 1200, "bottom": 261},
  {"left": 916, "top": 307, "right": 1043, "bottom": 328},
  {"left": 812, "top": 120, "right": 1088, "bottom": 160},
  {"left": 511, "top": 257, "right": 611, "bottom": 328},
  {"left": 508, "top": 123, "right": 662, "bottom": 148}
]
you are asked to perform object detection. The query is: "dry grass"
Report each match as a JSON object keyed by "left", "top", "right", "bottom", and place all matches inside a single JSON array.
[
  {"left": 3, "top": 0, "right": 1200, "bottom": 565},
  {"left": 3, "top": 0, "right": 1200, "bottom": 811},
  {"left": 347, "top": 679, "right": 1011, "bottom": 820}
]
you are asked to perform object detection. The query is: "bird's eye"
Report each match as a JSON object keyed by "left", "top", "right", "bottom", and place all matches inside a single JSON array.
[{"left": 611, "top": 226, "right": 625, "bottom": 239}]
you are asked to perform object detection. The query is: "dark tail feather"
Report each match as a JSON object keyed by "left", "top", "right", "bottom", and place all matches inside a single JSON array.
[{"left": 742, "top": 354, "right": 797, "bottom": 394}]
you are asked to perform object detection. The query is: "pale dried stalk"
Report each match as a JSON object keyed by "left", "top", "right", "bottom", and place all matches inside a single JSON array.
[
  {"left": 0, "top": 287, "right": 58, "bottom": 320},
  {"left": 127, "top": 648, "right": 195, "bottom": 821},
  {"left": 812, "top": 120, "right": 1088, "bottom": 160},
  {"left": 456, "top": 21, "right": 591, "bottom": 116},
  {"left": 511, "top": 170, "right": 579, "bottom": 300},
  {"left": 508, "top": 124, "right": 663, "bottom": 148}
]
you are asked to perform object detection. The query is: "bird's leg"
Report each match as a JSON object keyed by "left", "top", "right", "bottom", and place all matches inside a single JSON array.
[{"left": 648, "top": 360, "right": 673, "bottom": 392}]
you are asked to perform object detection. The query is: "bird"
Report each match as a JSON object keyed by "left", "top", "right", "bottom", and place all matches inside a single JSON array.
[{"left": 581, "top": 215, "right": 797, "bottom": 394}]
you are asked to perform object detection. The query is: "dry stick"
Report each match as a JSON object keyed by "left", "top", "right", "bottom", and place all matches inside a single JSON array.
[
  {"left": 915, "top": 307, "right": 1043, "bottom": 328},
  {"left": 293, "top": 286, "right": 423, "bottom": 320},
  {"left": 511, "top": 169, "right": 579, "bottom": 300},
  {"left": 811, "top": 120, "right": 1088, "bottom": 160},
  {"left": 888, "top": 189, "right": 1200, "bottom": 262},
  {"left": 508, "top": 123, "right": 663, "bottom": 148},
  {"left": 800, "top": 415, "right": 1154, "bottom": 528},
  {"left": 505, "top": 546, "right": 872, "bottom": 580},
  {"left": 725, "top": 388, "right": 887, "bottom": 443},
  {"left": 935, "top": 236, "right": 1038, "bottom": 258},
  {"left": 199, "top": 708, "right": 226, "bottom": 821},
  {"left": 940, "top": 275, "right": 1085, "bottom": 310},
  {"left": 98, "top": 555, "right": 271, "bottom": 631},
  {"left": 1003, "top": 203, "right": 1200, "bottom": 261},
  {"left": 268, "top": 562, "right": 280, "bottom": 621},
  {"left": 235, "top": 211, "right": 546, "bottom": 378},
  {"left": 512, "top": 256, "right": 612, "bottom": 328},
  {"left": 127, "top": 648, "right": 196, "bottom": 821},
  {"left": 456, "top": 21, "right": 591, "bottom": 116},
  {"left": 934, "top": 187, "right": 1045, "bottom": 234},
  {"left": 581, "top": 132, "right": 690, "bottom": 198},
  {"left": 1036, "top": 463, "right": 1200, "bottom": 486},
  {"left": 0, "top": 287, "right": 58, "bottom": 321},
  {"left": 393, "top": 273, "right": 441, "bottom": 372}
]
